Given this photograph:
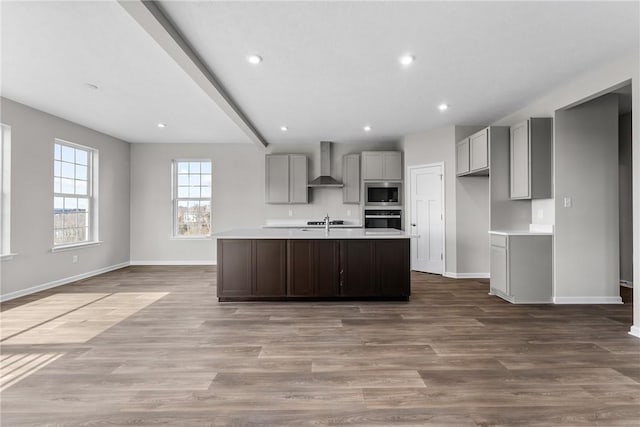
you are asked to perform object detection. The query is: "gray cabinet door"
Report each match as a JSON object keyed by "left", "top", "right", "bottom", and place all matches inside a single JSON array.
[
  {"left": 490, "top": 244, "right": 508, "bottom": 295},
  {"left": 289, "top": 155, "right": 308, "bottom": 204},
  {"left": 383, "top": 152, "right": 402, "bottom": 180},
  {"left": 510, "top": 120, "right": 530, "bottom": 199},
  {"left": 470, "top": 129, "right": 489, "bottom": 171},
  {"left": 342, "top": 154, "right": 360, "bottom": 203},
  {"left": 362, "top": 152, "right": 383, "bottom": 180},
  {"left": 456, "top": 139, "right": 470, "bottom": 175},
  {"left": 265, "top": 154, "right": 289, "bottom": 203}
]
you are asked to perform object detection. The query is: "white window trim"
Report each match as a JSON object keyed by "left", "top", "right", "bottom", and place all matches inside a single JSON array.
[
  {"left": 1, "top": 124, "right": 13, "bottom": 260},
  {"left": 53, "top": 138, "right": 99, "bottom": 247},
  {"left": 172, "top": 159, "right": 212, "bottom": 239},
  {"left": 50, "top": 241, "right": 103, "bottom": 252}
]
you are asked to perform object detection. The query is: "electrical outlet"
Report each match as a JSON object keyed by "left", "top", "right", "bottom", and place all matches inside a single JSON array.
[
  {"left": 72, "top": 255, "right": 78, "bottom": 264},
  {"left": 346, "top": 209, "right": 352, "bottom": 217},
  {"left": 537, "top": 209, "right": 544, "bottom": 220}
]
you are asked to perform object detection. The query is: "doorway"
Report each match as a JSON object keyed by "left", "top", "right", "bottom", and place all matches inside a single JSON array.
[{"left": 408, "top": 163, "right": 444, "bottom": 274}]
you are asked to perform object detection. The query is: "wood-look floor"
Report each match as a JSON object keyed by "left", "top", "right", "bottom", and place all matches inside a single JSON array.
[{"left": 1, "top": 266, "right": 639, "bottom": 426}]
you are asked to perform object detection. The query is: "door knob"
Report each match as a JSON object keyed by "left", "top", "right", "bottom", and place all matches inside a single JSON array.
[{"left": 411, "top": 223, "right": 416, "bottom": 227}]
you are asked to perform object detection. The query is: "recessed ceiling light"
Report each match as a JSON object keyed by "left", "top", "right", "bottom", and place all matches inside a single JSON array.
[
  {"left": 363, "top": 125, "right": 372, "bottom": 132},
  {"left": 438, "top": 103, "right": 449, "bottom": 112},
  {"left": 247, "top": 54, "right": 262, "bottom": 65},
  {"left": 157, "top": 123, "right": 167, "bottom": 128},
  {"left": 399, "top": 54, "right": 415, "bottom": 66},
  {"left": 85, "top": 83, "right": 99, "bottom": 90},
  {"left": 280, "top": 126, "right": 288, "bottom": 132}
]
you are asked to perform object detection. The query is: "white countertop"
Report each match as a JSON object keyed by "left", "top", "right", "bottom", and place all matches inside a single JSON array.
[
  {"left": 262, "top": 219, "right": 362, "bottom": 229},
  {"left": 214, "top": 228, "right": 416, "bottom": 239},
  {"left": 489, "top": 224, "right": 553, "bottom": 236},
  {"left": 489, "top": 230, "right": 553, "bottom": 236}
]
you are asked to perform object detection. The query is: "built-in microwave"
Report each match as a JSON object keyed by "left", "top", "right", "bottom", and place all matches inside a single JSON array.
[{"left": 364, "top": 182, "right": 402, "bottom": 206}]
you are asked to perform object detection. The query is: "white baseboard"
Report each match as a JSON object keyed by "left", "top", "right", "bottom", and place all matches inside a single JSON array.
[
  {"left": 553, "top": 296, "right": 623, "bottom": 304},
  {"left": 629, "top": 325, "right": 640, "bottom": 339},
  {"left": 129, "top": 260, "right": 216, "bottom": 266},
  {"left": 444, "top": 272, "right": 490, "bottom": 279},
  {"left": 0, "top": 261, "right": 130, "bottom": 302}
]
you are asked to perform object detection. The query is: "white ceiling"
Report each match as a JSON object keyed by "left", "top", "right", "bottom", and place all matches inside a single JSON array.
[{"left": 2, "top": 1, "right": 638, "bottom": 145}]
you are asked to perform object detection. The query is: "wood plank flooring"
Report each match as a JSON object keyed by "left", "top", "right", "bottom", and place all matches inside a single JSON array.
[{"left": 1, "top": 266, "right": 638, "bottom": 426}]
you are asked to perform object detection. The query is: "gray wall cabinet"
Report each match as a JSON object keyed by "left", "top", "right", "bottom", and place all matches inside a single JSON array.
[
  {"left": 456, "top": 128, "right": 490, "bottom": 176},
  {"left": 510, "top": 118, "right": 552, "bottom": 200},
  {"left": 455, "top": 139, "right": 470, "bottom": 175},
  {"left": 489, "top": 233, "right": 553, "bottom": 303},
  {"left": 265, "top": 154, "right": 308, "bottom": 204},
  {"left": 342, "top": 154, "right": 360, "bottom": 204},
  {"left": 362, "top": 151, "right": 402, "bottom": 180}
]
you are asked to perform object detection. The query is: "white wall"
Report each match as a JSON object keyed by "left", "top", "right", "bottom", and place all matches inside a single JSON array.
[
  {"left": 619, "top": 112, "right": 633, "bottom": 283},
  {"left": 129, "top": 140, "right": 400, "bottom": 264},
  {"left": 491, "top": 52, "right": 639, "bottom": 334},
  {"left": 554, "top": 94, "right": 620, "bottom": 302},
  {"left": 0, "top": 98, "right": 130, "bottom": 300},
  {"left": 402, "top": 126, "right": 457, "bottom": 273},
  {"left": 401, "top": 125, "right": 489, "bottom": 277}
]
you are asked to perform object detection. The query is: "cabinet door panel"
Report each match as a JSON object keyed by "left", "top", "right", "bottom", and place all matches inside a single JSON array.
[
  {"left": 375, "top": 239, "right": 410, "bottom": 296},
  {"left": 340, "top": 240, "right": 375, "bottom": 296},
  {"left": 287, "top": 240, "right": 314, "bottom": 296},
  {"left": 342, "top": 154, "right": 360, "bottom": 203},
  {"left": 456, "top": 139, "right": 470, "bottom": 175},
  {"left": 217, "top": 239, "right": 252, "bottom": 297},
  {"left": 362, "top": 152, "right": 383, "bottom": 180},
  {"left": 490, "top": 245, "right": 508, "bottom": 295},
  {"left": 314, "top": 240, "right": 340, "bottom": 296},
  {"left": 266, "top": 155, "right": 290, "bottom": 203},
  {"left": 470, "top": 129, "right": 489, "bottom": 171},
  {"left": 254, "top": 240, "right": 286, "bottom": 296},
  {"left": 383, "top": 152, "right": 402, "bottom": 180},
  {"left": 289, "top": 155, "right": 308, "bottom": 204},
  {"left": 510, "top": 121, "right": 530, "bottom": 199}
]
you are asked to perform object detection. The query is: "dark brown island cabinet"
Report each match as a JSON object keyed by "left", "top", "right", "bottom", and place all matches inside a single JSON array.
[{"left": 216, "top": 238, "right": 410, "bottom": 301}]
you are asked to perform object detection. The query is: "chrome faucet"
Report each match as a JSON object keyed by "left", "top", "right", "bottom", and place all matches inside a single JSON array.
[{"left": 324, "top": 213, "right": 330, "bottom": 232}]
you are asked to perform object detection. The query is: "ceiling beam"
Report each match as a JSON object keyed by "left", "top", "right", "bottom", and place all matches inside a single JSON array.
[{"left": 118, "top": 0, "right": 268, "bottom": 149}]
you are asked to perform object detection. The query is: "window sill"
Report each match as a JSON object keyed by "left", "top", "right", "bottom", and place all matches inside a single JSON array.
[
  {"left": 169, "top": 236, "right": 213, "bottom": 241},
  {"left": 51, "top": 241, "right": 103, "bottom": 252},
  {"left": 1, "top": 253, "right": 17, "bottom": 261}
]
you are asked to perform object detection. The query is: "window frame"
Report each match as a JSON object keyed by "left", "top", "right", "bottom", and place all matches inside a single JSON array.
[
  {"left": 52, "top": 138, "right": 99, "bottom": 249},
  {"left": 0, "top": 124, "right": 13, "bottom": 260},
  {"left": 172, "top": 159, "right": 212, "bottom": 239}
]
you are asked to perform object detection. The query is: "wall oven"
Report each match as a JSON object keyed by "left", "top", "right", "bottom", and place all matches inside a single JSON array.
[
  {"left": 364, "top": 182, "right": 402, "bottom": 207},
  {"left": 364, "top": 209, "right": 402, "bottom": 230}
]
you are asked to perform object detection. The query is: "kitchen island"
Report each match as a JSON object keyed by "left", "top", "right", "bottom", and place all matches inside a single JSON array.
[{"left": 214, "top": 228, "right": 414, "bottom": 301}]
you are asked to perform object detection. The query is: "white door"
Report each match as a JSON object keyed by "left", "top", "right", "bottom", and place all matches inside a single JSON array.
[{"left": 409, "top": 165, "right": 444, "bottom": 274}]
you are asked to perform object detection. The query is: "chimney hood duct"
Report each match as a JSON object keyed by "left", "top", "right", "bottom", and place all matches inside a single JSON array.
[{"left": 308, "top": 141, "right": 344, "bottom": 187}]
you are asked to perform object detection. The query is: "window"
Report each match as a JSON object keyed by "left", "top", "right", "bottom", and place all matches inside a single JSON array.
[
  {"left": 173, "top": 160, "right": 211, "bottom": 237},
  {"left": 1, "top": 124, "right": 11, "bottom": 257},
  {"left": 53, "top": 140, "right": 97, "bottom": 246}
]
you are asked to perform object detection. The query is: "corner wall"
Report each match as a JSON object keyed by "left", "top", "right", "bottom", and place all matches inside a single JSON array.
[{"left": 0, "top": 98, "right": 131, "bottom": 300}]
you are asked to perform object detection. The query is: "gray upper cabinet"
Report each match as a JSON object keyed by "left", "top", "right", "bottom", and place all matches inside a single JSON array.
[
  {"left": 362, "top": 151, "right": 402, "bottom": 180},
  {"left": 456, "top": 138, "right": 470, "bottom": 175},
  {"left": 342, "top": 154, "right": 360, "bottom": 204},
  {"left": 265, "top": 154, "right": 308, "bottom": 204},
  {"left": 456, "top": 128, "right": 490, "bottom": 177},
  {"left": 469, "top": 128, "right": 489, "bottom": 172},
  {"left": 510, "top": 118, "right": 552, "bottom": 200}
]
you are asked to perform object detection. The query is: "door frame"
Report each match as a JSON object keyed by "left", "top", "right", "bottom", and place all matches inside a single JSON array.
[{"left": 406, "top": 162, "right": 446, "bottom": 273}]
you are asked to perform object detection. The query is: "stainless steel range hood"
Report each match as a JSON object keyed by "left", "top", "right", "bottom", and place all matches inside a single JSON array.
[{"left": 308, "top": 141, "right": 344, "bottom": 187}]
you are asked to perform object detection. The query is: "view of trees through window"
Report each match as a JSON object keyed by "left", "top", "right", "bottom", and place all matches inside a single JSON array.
[
  {"left": 53, "top": 142, "right": 92, "bottom": 245},
  {"left": 175, "top": 160, "right": 211, "bottom": 237}
]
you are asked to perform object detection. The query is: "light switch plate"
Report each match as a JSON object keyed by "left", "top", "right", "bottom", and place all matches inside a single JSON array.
[{"left": 563, "top": 197, "right": 572, "bottom": 208}]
